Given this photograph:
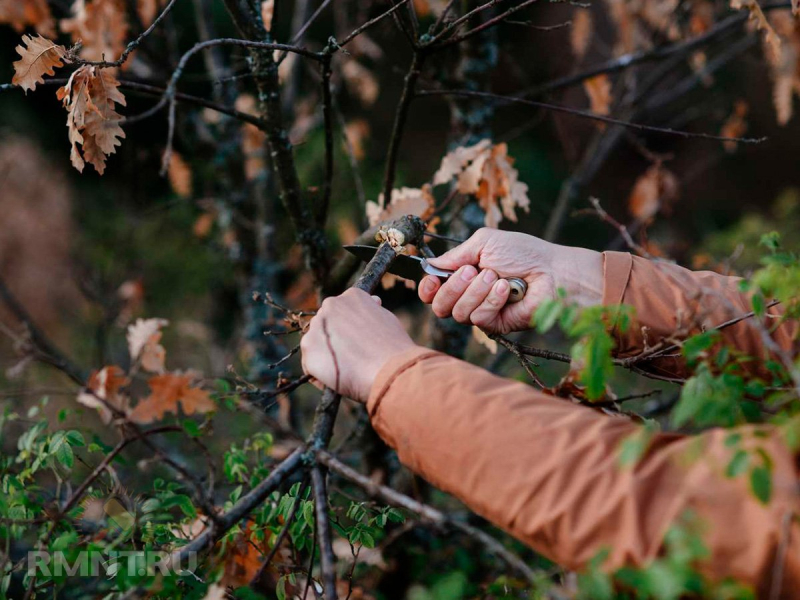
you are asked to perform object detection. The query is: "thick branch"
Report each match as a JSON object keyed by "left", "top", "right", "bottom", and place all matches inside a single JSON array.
[{"left": 317, "top": 450, "right": 540, "bottom": 585}]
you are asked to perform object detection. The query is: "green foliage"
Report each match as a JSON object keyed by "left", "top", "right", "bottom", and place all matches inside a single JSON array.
[
  {"left": 533, "top": 295, "right": 632, "bottom": 400},
  {"left": 579, "top": 517, "right": 753, "bottom": 600}
]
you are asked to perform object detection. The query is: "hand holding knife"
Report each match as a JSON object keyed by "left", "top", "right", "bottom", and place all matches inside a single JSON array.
[{"left": 344, "top": 245, "right": 528, "bottom": 305}]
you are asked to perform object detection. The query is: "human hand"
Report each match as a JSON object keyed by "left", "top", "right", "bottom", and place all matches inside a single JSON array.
[
  {"left": 300, "top": 289, "right": 419, "bottom": 403},
  {"left": 418, "top": 228, "right": 603, "bottom": 334}
]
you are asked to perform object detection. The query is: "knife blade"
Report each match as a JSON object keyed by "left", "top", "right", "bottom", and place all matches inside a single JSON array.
[{"left": 343, "top": 245, "right": 527, "bottom": 304}]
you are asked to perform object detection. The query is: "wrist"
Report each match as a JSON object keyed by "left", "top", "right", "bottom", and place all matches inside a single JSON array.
[{"left": 551, "top": 245, "right": 604, "bottom": 307}]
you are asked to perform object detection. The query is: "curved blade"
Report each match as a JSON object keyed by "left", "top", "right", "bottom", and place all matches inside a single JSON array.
[{"left": 343, "top": 245, "right": 429, "bottom": 282}]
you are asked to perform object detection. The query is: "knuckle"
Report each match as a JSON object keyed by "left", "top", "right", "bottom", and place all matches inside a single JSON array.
[
  {"left": 432, "top": 303, "right": 449, "bottom": 318},
  {"left": 452, "top": 307, "right": 469, "bottom": 323}
]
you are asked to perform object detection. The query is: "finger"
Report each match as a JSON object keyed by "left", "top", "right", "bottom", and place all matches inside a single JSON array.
[
  {"left": 418, "top": 275, "right": 441, "bottom": 304},
  {"left": 451, "top": 269, "right": 497, "bottom": 323},
  {"left": 371, "top": 295, "right": 382, "bottom": 305},
  {"left": 431, "top": 265, "right": 478, "bottom": 318},
  {"left": 469, "top": 279, "right": 511, "bottom": 330},
  {"left": 427, "top": 229, "right": 486, "bottom": 270}
]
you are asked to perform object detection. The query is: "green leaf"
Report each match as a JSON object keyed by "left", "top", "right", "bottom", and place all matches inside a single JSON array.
[
  {"left": 726, "top": 450, "right": 749, "bottom": 478},
  {"left": 533, "top": 300, "right": 561, "bottom": 333},
  {"left": 752, "top": 293, "right": 765, "bottom": 317},
  {"left": 56, "top": 442, "right": 74, "bottom": 469},
  {"left": 750, "top": 466, "right": 772, "bottom": 504},
  {"left": 65, "top": 430, "right": 85, "bottom": 447}
]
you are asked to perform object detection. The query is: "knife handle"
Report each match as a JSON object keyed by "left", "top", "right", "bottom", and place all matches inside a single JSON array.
[{"left": 504, "top": 277, "right": 527, "bottom": 304}]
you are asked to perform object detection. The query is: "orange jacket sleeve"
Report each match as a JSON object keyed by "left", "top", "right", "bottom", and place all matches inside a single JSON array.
[
  {"left": 602, "top": 251, "right": 797, "bottom": 380},
  {"left": 367, "top": 348, "right": 800, "bottom": 595},
  {"left": 366, "top": 254, "right": 800, "bottom": 595}
]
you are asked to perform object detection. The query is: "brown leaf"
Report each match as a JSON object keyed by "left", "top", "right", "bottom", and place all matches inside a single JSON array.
[
  {"left": 435, "top": 140, "right": 530, "bottom": 228},
  {"left": 570, "top": 9, "right": 593, "bottom": 60},
  {"left": 342, "top": 60, "right": 379, "bottom": 106},
  {"left": 583, "top": 74, "right": 612, "bottom": 116},
  {"left": 58, "top": 65, "right": 126, "bottom": 174},
  {"left": 472, "top": 326, "right": 498, "bottom": 354},
  {"left": 767, "top": 10, "right": 799, "bottom": 125},
  {"left": 127, "top": 318, "right": 169, "bottom": 373},
  {"left": 731, "top": 0, "right": 781, "bottom": 64},
  {"left": 62, "top": 0, "right": 129, "bottom": 63},
  {"left": 0, "top": 0, "right": 56, "bottom": 36},
  {"left": 720, "top": 100, "right": 749, "bottom": 152},
  {"left": 136, "top": 0, "right": 165, "bottom": 26},
  {"left": 77, "top": 365, "right": 130, "bottom": 423},
  {"left": 366, "top": 185, "right": 436, "bottom": 227},
  {"left": 628, "top": 164, "right": 679, "bottom": 221},
  {"left": 234, "top": 94, "right": 268, "bottom": 180},
  {"left": 343, "top": 119, "right": 370, "bottom": 162},
  {"left": 129, "top": 372, "right": 215, "bottom": 423},
  {"left": 12, "top": 34, "right": 67, "bottom": 93},
  {"left": 260, "top": 0, "right": 274, "bottom": 31},
  {"left": 167, "top": 152, "right": 193, "bottom": 198}
]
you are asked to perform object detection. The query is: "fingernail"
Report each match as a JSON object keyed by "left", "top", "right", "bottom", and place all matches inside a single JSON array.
[
  {"left": 423, "top": 278, "right": 436, "bottom": 293},
  {"left": 496, "top": 279, "right": 509, "bottom": 294},
  {"left": 460, "top": 265, "right": 477, "bottom": 281},
  {"left": 482, "top": 270, "right": 497, "bottom": 284}
]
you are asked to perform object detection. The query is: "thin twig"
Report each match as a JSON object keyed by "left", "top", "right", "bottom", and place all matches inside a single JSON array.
[{"left": 416, "top": 89, "right": 768, "bottom": 144}]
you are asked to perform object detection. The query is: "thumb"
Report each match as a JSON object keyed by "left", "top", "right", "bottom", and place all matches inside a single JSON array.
[{"left": 427, "top": 234, "right": 485, "bottom": 270}]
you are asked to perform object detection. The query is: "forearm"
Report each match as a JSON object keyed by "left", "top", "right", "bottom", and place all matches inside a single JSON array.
[
  {"left": 367, "top": 350, "right": 800, "bottom": 592},
  {"left": 603, "top": 252, "right": 796, "bottom": 379}
]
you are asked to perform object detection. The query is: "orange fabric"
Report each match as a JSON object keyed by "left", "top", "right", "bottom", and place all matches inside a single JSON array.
[
  {"left": 603, "top": 251, "right": 797, "bottom": 379},
  {"left": 366, "top": 253, "right": 800, "bottom": 595}
]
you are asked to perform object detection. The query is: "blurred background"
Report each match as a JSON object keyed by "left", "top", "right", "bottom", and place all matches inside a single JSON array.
[{"left": 1, "top": 0, "right": 799, "bottom": 596}]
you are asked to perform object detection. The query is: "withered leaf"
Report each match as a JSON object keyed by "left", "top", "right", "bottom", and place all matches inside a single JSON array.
[
  {"left": 57, "top": 65, "right": 126, "bottom": 174},
  {"left": 0, "top": 0, "right": 56, "bottom": 37},
  {"left": 77, "top": 365, "right": 130, "bottom": 424},
  {"left": 12, "top": 34, "right": 68, "bottom": 93},
  {"left": 628, "top": 164, "right": 679, "bottom": 221},
  {"left": 434, "top": 140, "right": 530, "bottom": 229},
  {"left": 62, "top": 0, "right": 129, "bottom": 63},
  {"left": 583, "top": 74, "right": 612, "bottom": 116},
  {"left": 130, "top": 372, "right": 215, "bottom": 423},
  {"left": 127, "top": 318, "right": 169, "bottom": 373}
]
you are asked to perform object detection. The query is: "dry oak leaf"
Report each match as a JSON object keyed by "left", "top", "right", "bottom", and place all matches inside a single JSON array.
[
  {"left": 342, "top": 60, "right": 380, "bottom": 106},
  {"left": 129, "top": 371, "right": 215, "bottom": 423},
  {"left": 77, "top": 365, "right": 131, "bottom": 423},
  {"left": 234, "top": 94, "right": 268, "bottom": 180},
  {"left": 366, "top": 185, "right": 436, "bottom": 227},
  {"left": 628, "top": 164, "right": 679, "bottom": 221},
  {"left": 435, "top": 140, "right": 530, "bottom": 228},
  {"left": 12, "top": 34, "right": 68, "bottom": 93},
  {"left": 62, "top": 0, "right": 129, "bottom": 63},
  {"left": 57, "top": 65, "right": 126, "bottom": 174},
  {"left": 570, "top": 9, "right": 593, "bottom": 60},
  {"left": 0, "top": 0, "right": 56, "bottom": 37},
  {"left": 137, "top": 0, "right": 166, "bottom": 27},
  {"left": 731, "top": 0, "right": 781, "bottom": 64},
  {"left": 720, "top": 100, "right": 749, "bottom": 152},
  {"left": 127, "top": 318, "right": 169, "bottom": 373},
  {"left": 767, "top": 10, "right": 800, "bottom": 125},
  {"left": 167, "top": 152, "right": 193, "bottom": 198},
  {"left": 583, "top": 74, "right": 612, "bottom": 116},
  {"left": 261, "top": 0, "right": 274, "bottom": 31},
  {"left": 344, "top": 119, "right": 370, "bottom": 162}
]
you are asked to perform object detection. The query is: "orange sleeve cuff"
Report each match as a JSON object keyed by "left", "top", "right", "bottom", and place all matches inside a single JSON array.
[
  {"left": 602, "top": 251, "right": 633, "bottom": 307},
  {"left": 366, "top": 346, "right": 442, "bottom": 419}
]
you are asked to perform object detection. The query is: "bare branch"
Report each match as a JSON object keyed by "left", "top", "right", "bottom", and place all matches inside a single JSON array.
[{"left": 416, "top": 89, "right": 769, "bottom": 144}]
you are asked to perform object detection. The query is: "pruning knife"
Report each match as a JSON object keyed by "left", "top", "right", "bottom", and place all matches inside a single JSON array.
[{"left": 343, "top": 245, "right": 528, "bottom": 304}]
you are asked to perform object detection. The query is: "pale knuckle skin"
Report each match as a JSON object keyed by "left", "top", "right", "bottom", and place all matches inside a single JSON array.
[{"left": 452, "top": 307, "right": 471, "bottom": 323}]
